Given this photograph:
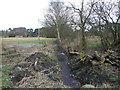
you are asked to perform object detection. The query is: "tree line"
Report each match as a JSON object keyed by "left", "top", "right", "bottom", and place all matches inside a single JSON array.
[
  {"left": 1, "top": 0, "right": 120, "bottom": 50},
  {"left": 0, "top": 27, "right": 58, "bottom": 38},
  {"left": 43, "top": 0, "right": 120, "bottom": 50}
]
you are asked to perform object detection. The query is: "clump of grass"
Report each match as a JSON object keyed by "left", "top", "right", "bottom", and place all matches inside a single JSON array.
[
  {"left": 50, "top": 56, "right": 57, "bottom": 62},
  {"left": 3, "top": 54, "right": 19, "bottom": 58},
  {"left": 1, "top": 66, "right": 10, "bottom": 73},
  {"left": 1, "top": 66, "right": 13, "bottom": 88},
  {"left": 2, "top": 75, "right": 13, "bottom": 88},
  {"left": 109, "top": 77, "right": 119, "bottom": 82}
]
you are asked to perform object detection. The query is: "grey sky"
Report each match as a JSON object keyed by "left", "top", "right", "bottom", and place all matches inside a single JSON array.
[
  {"left": 0, "top": 0, "right": 51, "bottom": 30},
  {"left": 0, "top": 0, "right": 118, "bottom": 30},
  {"left": 0, "top": 0, "right": 88, "bottom": 30}
]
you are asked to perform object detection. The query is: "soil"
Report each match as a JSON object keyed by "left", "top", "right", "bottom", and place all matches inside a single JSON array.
[
  {"left": 57, "top": 52, "right": 80, "bottom": 88},
  {"left": 68, "top": 49, "right": 120, "bottom": 88},
  {"left": 2, "top": 45, "right": 70, "bottom": 88},
  {"left": 2, "top": 44, "right": 120, "bottom": 88}
]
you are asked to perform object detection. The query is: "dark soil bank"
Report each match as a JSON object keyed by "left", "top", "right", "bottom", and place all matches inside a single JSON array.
[{"left": 57, "top": 52, "right": 81, "bottom": 88}]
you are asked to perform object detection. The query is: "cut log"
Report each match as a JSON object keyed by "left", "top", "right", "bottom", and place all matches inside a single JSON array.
[{"left": 69, "top": 51, "right": 80, "bottom": 55}]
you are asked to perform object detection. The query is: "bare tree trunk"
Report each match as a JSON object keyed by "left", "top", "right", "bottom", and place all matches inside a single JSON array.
[
  {"left": 56, "top": 24, "right": 61, "bottom": 43},
  {"left": 81, "top": 27, "right": 86, "bottom": 50},
  {"left": 70, "top": 0, "right": 94, "bottom": 50}
]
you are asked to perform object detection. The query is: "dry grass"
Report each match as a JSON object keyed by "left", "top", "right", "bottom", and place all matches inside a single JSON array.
[
  {"left": 1, "top": 37, "right": 56, "bottom": 45},
  {"left": 86, "top": 36, "right": 101, "bottom": 42}
]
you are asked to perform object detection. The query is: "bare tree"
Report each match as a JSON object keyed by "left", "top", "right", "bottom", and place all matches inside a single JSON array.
[
  {"left": 44, "top": 0, "right": 71, "bottom": 43},
  {"left": 91, "top": 0, "right": 120, "bottom": 48},
  {"left": 70, "top": 0, "right": 95, "bottom": 50}
]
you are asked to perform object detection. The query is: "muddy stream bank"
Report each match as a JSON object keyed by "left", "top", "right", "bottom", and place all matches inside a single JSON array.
[
  {"left": 8, "top": 44, "right": 81, "bottom": 88},
  {"left": 2, "top": 43, "right": 119, "bottom": 88},
  {"left": 57, "top": 52, "right": 81, "bottom": 88}
]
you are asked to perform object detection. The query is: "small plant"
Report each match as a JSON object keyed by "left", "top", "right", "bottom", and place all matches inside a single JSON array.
[
  {"left": 76, "top": 71, "right": 81, "bottom": 75},
  {"left": 53, "top": 73, "right": 60, "bottom": 80},
  {"left": 80, "top": 53, "right": 88, "bottom": 62},
  {"left": 109, "top": 77, "right": 119, "bottom": 82}
]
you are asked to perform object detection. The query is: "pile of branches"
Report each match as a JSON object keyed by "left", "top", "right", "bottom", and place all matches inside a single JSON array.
[
  {"left": 69, "top": 49, "right": 120, "bottom": 68},
  {"left": 11, "top": 52, "right": 60, "bottom": 84},
  {"left": 68, "top": 49, "right": 119, "bottom": 87}
]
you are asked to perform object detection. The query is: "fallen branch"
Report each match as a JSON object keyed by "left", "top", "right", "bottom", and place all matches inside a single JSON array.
[
  {"left": 40, "top": 65, "right": 59, "bottom": 73},
  {"left": 69, "top": 51, "right": 81, "bottom": 55}
]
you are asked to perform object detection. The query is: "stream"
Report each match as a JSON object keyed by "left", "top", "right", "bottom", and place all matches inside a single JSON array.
[
  {"left": 8, "top": 43, "right": 43, "bottom": 47},
  {"left": 57, "top": 52, "right": 81, "bottom": 88},
  {"left": 7, "top": 43, "right": 81, "bottom": 88}
]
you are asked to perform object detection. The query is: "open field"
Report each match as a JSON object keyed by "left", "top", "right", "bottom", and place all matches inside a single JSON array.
[
  {"left": 1, "top": 37, "right": 57, "bottom": 45},
  {"left": 1, "top": 37, "right": 101, "bottom": 50},
  {"left": 87, "top": 41, "right": 101, "bottom": 49},
  {"left": 86, "top": 36, "right": 101, "bottom": 49},
  {"left": 0, "top": 37, "right": 56, "bottom": 87},
  {"left": 1, "top": 37, "right": 62, "bottom": 88}
]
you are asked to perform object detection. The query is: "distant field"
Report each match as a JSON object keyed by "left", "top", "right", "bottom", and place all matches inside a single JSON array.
[
  {"left": 86, "top": 36, "right": 101, "bottom": 49},
  {"left": 87, "top": 41, "right": 101, "bottom": 49},
  {"left": 1, "top": 37, "right": 57, "bottom": 45},
  {"left": 1, "top": 37, "right": 102, "bottom": 50}
]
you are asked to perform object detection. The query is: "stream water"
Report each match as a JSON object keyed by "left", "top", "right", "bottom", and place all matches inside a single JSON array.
[
  {"left": 8, "top": 43, "right": 43, "bottom": 47},
  {"left": 57, "top": 52, "right": 81, "bottom": 88}
]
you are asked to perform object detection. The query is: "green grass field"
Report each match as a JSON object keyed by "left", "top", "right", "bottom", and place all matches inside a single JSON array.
[
  {"left": 1, "top": 37, "right": 57, "bottom": 45},
  {"left": 87, "top": 41, "right": 101, "bottom": 49}
]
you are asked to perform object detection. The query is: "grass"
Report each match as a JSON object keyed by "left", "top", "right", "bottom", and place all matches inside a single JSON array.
[
  {"left": 1, "top": 66, "right": 10, "bottom": 73},
  {"left": 1, "top": 66, "right": 13, "bottom": 88},
  {"left": 0, "top": 55, "right": 2, "bottom": 58},
  {"left": 87, "top": 41, "right": 101, "bottom": 49},
  {"left": 2, "top": 75, "right": 12, "bottom": 88},
  {"left": 50, "top": 55, "right": 58, "bottom": 61},
  {"left": 109, "top": 77, "right": 119, "bottom": 81},
  {"left": 0, "top": 37, "right": 57, "bottom": 88},
  {"left": 1, "top": 37, "right": 57, "bottom": 45},
  {"left": 2, "top": 53, "right": 20, "bottom": 58}
]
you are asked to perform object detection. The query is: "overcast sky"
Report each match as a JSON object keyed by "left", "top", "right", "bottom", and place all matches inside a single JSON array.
[
  {"left": 0, "top": 0, "right": 77, "bottom": 30},
  {"left": 0, "top": 0, "right": 50, "bottom": 30},
  {"left": 0, "top": 0, "right": 117, "bottom": 30}
]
